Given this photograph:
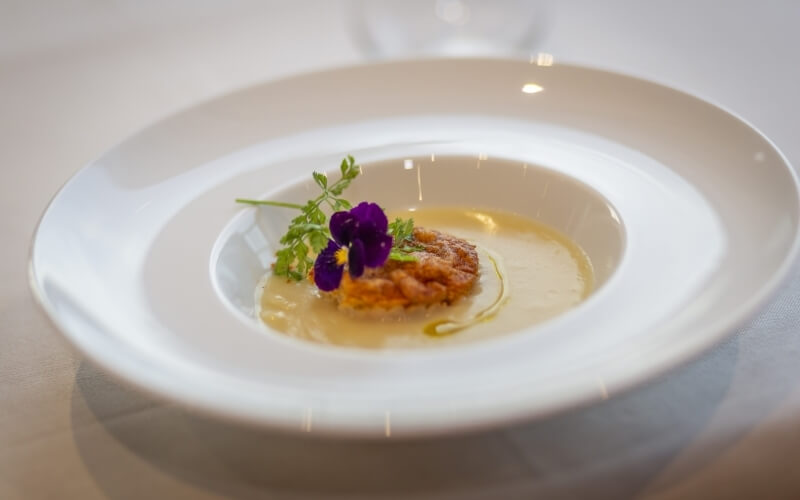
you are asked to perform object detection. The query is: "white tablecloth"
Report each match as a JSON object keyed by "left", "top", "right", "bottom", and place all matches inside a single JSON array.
[{"left": 2, "top": 1, "right": 799, "bottom": 498}]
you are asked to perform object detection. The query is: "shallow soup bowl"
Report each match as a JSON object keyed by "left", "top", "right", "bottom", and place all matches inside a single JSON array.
[
  {"left": 213, "top": 154, "right": 626, "bottom": 330},
  {"left": 30, "top": 59, "right": 800, "bottom": 437}
]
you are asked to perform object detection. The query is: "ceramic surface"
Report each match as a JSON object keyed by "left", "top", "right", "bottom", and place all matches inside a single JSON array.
[{"left": 30, "top": 59, "right": 800, "bottom": 437}]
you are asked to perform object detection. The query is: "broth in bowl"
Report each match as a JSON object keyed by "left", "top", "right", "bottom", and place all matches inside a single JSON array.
[
  {"left": 258, "top": 207, "right": 593, "bottom": 348},
  {"left": 215, "top": 154, "right": 623, "bottom": 351}
]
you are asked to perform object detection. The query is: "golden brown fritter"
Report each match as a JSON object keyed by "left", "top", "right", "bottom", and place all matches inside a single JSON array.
[{"left": 330, "top": 227, "right": 479, "bottom": 310}]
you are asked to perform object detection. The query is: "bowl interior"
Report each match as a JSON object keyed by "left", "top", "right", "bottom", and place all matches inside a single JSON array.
[{"left": 212, "top": 155, "right": 625, "bottom": 321}]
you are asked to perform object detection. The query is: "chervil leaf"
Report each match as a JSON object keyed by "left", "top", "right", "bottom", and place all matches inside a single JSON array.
[
  {"left": 312, "top": 172, "right": 327, "bottom": 189},
  {"left": 388, "top": 250, "right": 417, "bottom": 262},
  {"left": 333, "top": 198, "right": 351, "bottom": 211},
  {"left": 294, "top": 240, "right": 308, "bottom": 261},
  {"left": 309, "top": 231, "right": 328, "bottom": 253},
  {"left": 309, "top": 207, "right": 326, "bottom": 225},
  {"left": 388, "top": 216, "right": 422, "bottom": 262},
  {"left": 274, "top": 248, "right": 293, "bottom": 276}
]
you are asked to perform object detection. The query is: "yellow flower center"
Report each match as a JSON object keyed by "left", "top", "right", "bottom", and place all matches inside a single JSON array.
[{"left": 335, "top": 247, "right": 349, "bottom": 266}]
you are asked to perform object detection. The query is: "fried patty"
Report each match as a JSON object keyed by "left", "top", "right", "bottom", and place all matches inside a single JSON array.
[{"left": 330, "top": 227, "right": 479, "bottom": 310}]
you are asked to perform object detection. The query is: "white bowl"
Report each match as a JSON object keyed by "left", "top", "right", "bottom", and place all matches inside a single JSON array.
[{"left": 30, "top": 59, "right": 800, "bottom": 437}]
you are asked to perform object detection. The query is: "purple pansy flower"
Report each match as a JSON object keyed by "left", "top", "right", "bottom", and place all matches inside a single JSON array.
[{"left": 313, "top": 202, "right": 393, "bottom": 291}]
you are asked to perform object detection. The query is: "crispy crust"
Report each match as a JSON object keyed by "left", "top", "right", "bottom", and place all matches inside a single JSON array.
[{"left": 331, "top": 227, "right": 479, "bottom": 310}]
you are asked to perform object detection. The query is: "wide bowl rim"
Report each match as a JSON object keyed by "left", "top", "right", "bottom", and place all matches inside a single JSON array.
[{"left": 28, "top": 57, "right": 800, "bottom": 437}]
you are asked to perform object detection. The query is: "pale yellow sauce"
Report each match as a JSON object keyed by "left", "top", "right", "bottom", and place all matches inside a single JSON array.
[{"left": 258, "top": 208, "right": 593, "bottom": 349}]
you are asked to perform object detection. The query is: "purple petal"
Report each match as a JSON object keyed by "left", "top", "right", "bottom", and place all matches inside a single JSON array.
[
  {"left": 313, "top": 240, "right": 344, "bottom": 291},
  {"left": 350, "top": 202, "right": 388, "bottom": 233},
  {"left": 329, "top": 211, "right": 358, "bottom": 246},
  {"left": 359, "top": 231, "right": 393, "bottom": 268},
  {"left": 348, "top": 239, "right": 365, "bottom": 278}
]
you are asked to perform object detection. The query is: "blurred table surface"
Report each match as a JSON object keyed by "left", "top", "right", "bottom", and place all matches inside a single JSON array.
[{"left": 2, "top": 1, "right": 800, "bottom": 498}]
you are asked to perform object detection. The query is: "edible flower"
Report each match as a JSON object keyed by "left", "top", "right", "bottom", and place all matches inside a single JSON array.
[{"left": 313, "top": 202, "right": 393, "bottom": 291}]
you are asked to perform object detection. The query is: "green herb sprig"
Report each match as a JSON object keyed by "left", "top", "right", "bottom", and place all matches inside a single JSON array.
[
  {"left": 236, "top": 155, "right": 418, "bottom": 281},
  {"left": 388, "top": 217, "right": 424, "bottom": 262},
  {"left": 236, "top": 156, "right": 359, "bottom": 280}
]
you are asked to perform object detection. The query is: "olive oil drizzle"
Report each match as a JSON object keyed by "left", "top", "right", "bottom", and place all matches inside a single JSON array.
[{"left": 423, "top": 248, "right": 510, "bottom": 337}]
